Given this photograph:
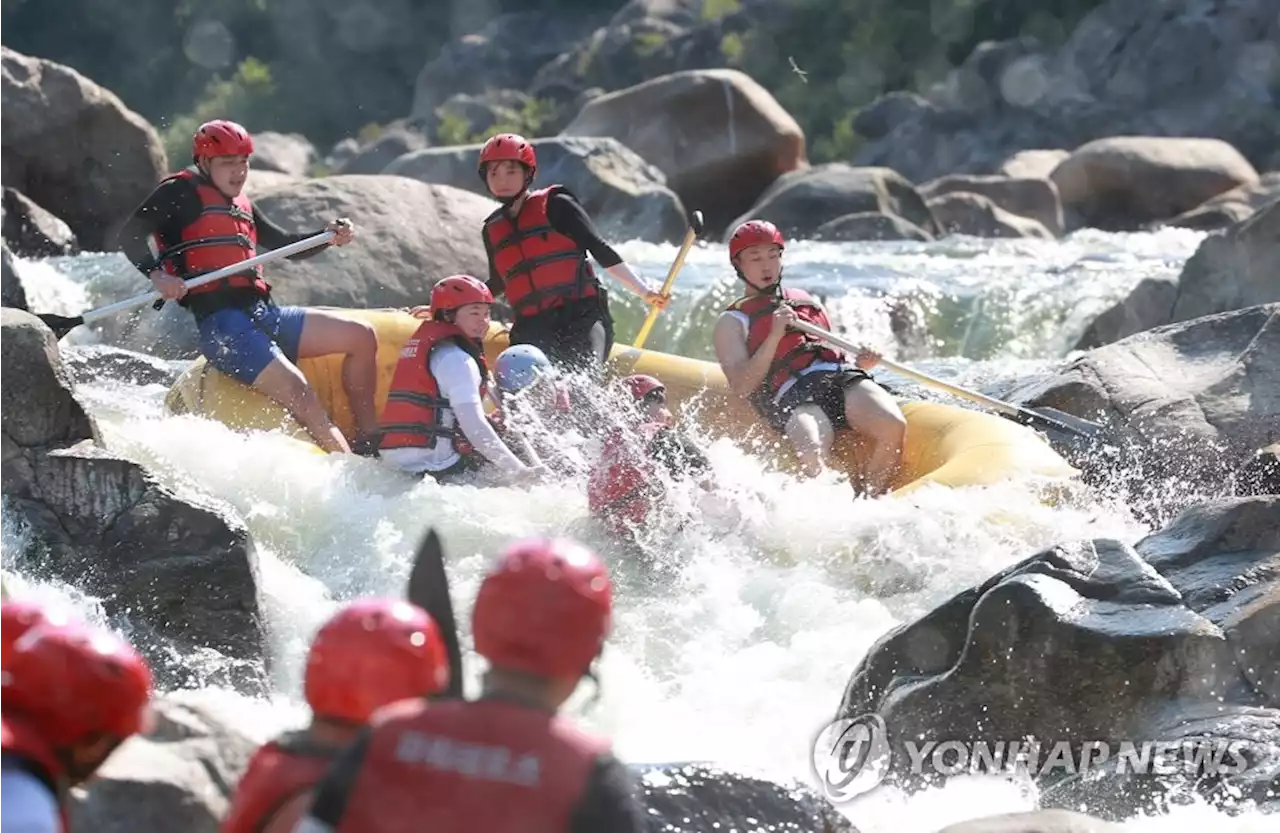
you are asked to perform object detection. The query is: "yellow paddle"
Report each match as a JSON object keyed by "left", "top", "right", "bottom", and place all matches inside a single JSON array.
[
  {"left": 790, "top": 319, "right": 1106, "bottom": 440},
  {"left": 632, "top": 209, "right": 704, "bottom": 349}
]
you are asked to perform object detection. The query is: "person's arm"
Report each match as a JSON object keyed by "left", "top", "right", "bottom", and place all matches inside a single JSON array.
[
  {"left": 568, "top": 754, "right": 647, "bottom": 833},
  {"left": 545, "top": 192, "right": 659, "bottom": 299},
  {"left": 713, "top": 309, "right": 791, "bottom": 399},
  {"left": 432, "top": 348, "right": 528, "bottom": 476},
  {"left": 116, "top": 177, "right": 199, "bottom": 275},
  {"left": 292, "top": 730, "right": 373, "bottom": 833},
  {"left": 0, "top": 767, "right": 63, "bottom": 833},
  {"left": 252, "top": 206, "right": 332, "bottom": 260}
]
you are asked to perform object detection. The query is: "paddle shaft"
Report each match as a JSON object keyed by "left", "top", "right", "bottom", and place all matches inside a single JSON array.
[
  {"left": 632, "top": 211, "right": 703, "bottom": 349},
  {"left": 79, "top": 231, "right": 335, "bottom": 325}
]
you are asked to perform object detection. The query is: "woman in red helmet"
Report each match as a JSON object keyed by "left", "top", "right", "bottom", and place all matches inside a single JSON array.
[
  {"left": 588, "top": 374, "right": 711, "bottom": 537},
  {"left": 222, "top": 599, "right": 449, "bottom": 833},
  {"left": 378, "top": 274, "right": 547, "bottom": 485},
  {"left": 1, "top": 618, "right": 153, "bottom": 833},
  {"left": 297, "top": 537, "right": 645, "bottom": 833},
  {"left": 712, "top": 220, "right": 906, "bottom": 495},
  {"left": 117, "top": 119, "right": 380, "bottom": 456},
  {"left": 475, "top": 133, "right": 670, "bottom": 372}
]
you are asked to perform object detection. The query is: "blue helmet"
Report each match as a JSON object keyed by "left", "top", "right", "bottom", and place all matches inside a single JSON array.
[{"left": 495, "top": 345, "right": 553, "bottom": 393}]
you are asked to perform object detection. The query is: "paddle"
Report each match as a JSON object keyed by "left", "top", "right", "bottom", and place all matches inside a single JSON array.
[
  {"left": 406, "top": 527, "right": 465, "bottom": 700},
  {"left": 631, "top": 209, "right": 705, "bottom": 349},
  {"left": 36, "top": 231, "right": 336, "bottom": 339},
  {"left": 790, "top": 319, "right": 1106, "bottom": 440}
]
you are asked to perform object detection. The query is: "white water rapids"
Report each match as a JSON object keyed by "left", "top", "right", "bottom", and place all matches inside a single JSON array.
[{"left": 4, "top": 228, "right": 1269, "bottom": 831}]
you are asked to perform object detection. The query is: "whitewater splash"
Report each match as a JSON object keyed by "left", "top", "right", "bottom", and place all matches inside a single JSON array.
[{"left": 5, "top": 228, "right": 1266, "bottom": 831}]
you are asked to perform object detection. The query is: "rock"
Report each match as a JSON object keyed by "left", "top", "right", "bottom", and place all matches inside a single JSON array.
[
  {"left": 1072, "top": 276, "right": 1178, "bottom": 351},
  {"left": 1166, "top": 172, "right": 1280, "bottom": 231},
  {"left": 1, "top": 47, "right": 167, "bottom": 251},
  {"left": 1014, "top": 304, "right": 1280, "bottom": 501},
  {"left": 836, "top": 495, "right": 1280, "bottom": 816},
  {"left": 854, "top": 92, "right": 936, "bottom": 142},
  {"left": 243, "top": 169, "right": 305, "bottom": 197},
  {"left": 410, "top": 12, "right": 608, "bottom": 120},
  {"left": 729, "top": 164, "right": 937, "bottom": 241},
  {"left": 1, "top": 309, "right": 266, "bottom": 691},
  {"left": 338, "top": 122, "right": 430, "bottom": 176},
  {"left": 1050, "top": 137, "right": 1259, "bottom": 231},
  {"left": 927, "top": 193, "right": 1054, "bottom": 239},
  {"left": 2, "top": 187, "right": 79, "bottom": 257},
  {"left": 63, "top": 344, "right": 180, "bottom": 388},
  {"left": 1238, "top": 442, "right": 1280, "bottom": 497},
  {"left": 326, "top": 137, "right": 361, "bottom": 171},
  {"left": 1169, "top": 199, "right": 1280, "bottom": 324},
  {"left": 69, "top": 692, "right": 262, "bottom": 833},
  {"left": 385, "top": 136, "right": 687, "bottom": 244},
  {"left": 933, "top": 809, "right": 1122, "bottom": 833},
  {"left": 815, "top": 212, "right": 933, "bottom": 243},
  {"left": 633, "top": 763, "right": 857, "bottom": 833},
  {"left": 998, "top": 149, "right": 1071, "bottom": 181},
  {"left": 2, "top": 243, "right": 26, "bottom": 310},
  {"left": 919, "top": 175, "right": 1063, "bottom": 236},
  {"left": 561, "top": 69, "right": 807, "bottom": 234},
  {"left": 250, "top": 131, "right": 317, "bottom": 177},
  {"left": 432, "top": 90, "right": 532, "bottom": 142}
]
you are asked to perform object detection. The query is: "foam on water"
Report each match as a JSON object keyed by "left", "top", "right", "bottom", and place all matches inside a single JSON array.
[{"left": 6, "top": 227, "right": 1266, "bottom": 831}]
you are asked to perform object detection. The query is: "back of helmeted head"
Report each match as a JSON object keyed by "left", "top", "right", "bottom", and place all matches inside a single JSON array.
[{"left": 495, "top": 344, "right": 554, "bottom": 393}]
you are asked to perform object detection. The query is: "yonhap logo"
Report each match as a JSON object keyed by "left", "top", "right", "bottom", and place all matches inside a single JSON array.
[{"left": 811, "top": 713, "right": 892, "bottom": 802}]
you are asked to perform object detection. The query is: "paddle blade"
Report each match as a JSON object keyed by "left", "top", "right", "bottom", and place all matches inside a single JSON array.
[
  {"left": 1032, "top": 406, "right": 1107, "bottom": 439},
  {"left": 36, "top": 313, "right": 85, "bottom": 340},
  {"left": 407, "top": 527, "right": 464, "bottom": 699},
  {"left": 689, "top": 209, "right": 705, "bottom": 235}
]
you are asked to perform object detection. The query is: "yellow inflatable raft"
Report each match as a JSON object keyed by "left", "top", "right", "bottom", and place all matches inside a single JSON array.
[{"left": 164, "top": 308, "right": 1077, "bottom": 494}]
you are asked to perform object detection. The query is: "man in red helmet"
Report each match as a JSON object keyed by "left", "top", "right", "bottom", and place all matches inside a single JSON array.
[
  {"left": 476, "top": 133, "right": 670, "bottom": 373},
  {"left": 117, "top": 119, "right": 380, "bottom": 456},
  {"left": 379, "top": 275, "right": 547, "bottom": 485},
  {"left": 222, "top": 598, "right": 449, "bottom": 833},
  {"left": 713, "top": 220, "right": 907, "bottom": 495},
  {"left": 296, "top": 537, "right": 645, "bottom": 833},
  {"left": 588, "top": 374, "right": 712, "bottom": 537},
  {"left": 1, "top": 620, "right": 153, "bottom": 833}
]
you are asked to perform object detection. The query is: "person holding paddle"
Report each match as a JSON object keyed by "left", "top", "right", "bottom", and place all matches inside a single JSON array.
[
  {"left": 476, "top": 133, "right": 669, "bottom": 372},
  {"left": 116, "top": 119, "right": 379, "bottom": 456},
  {"left": 713, "top": 220, "right": 907, "bottom": 495}
]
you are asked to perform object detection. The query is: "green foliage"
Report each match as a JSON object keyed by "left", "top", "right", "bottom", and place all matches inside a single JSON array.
[
  {"left": 811, "top": 111, "right": 862, "bottom": 162},
  {"left": 435, "top": 109, "right": 475, "bottom": 147},
  {"left": 474, "top": 98, "right": 558, "bottom": 144},
  {"left": 720, "top": 32, "right": 745, "bottom": 66},
  {"left": 633, "top": 31, "right": 669, "bottom": 58},
  {"left": 702, "top": 0, "right": 741, "bottom": 22},
  {"left": 159, "top": 57, "right": 276, "bottom": 167}
]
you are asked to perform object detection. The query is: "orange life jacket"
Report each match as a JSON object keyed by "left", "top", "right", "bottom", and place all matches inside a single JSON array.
[
  {"left": 378, "top": 321, "right": 489, "bottom": 455},
  {"left": 727, "top": 287, "right": 843, "bottom": 401},
  {"left": 1, "top": 714, "right": 70, "bottom": 833},
  {"left": 330, "top": 697, "right": 610, "bottom": 833},
  {"left": 483, "top": 186, "right": 598, "bottom": 318},
  {"left": 153, "top": 167, "right": 269, "bottom": 298},
  {"left": 588, "top": 423, "right": 667, "bottom": 534},
  {"left": 222, "top": 731, "right": 341, "bottom": 833}
]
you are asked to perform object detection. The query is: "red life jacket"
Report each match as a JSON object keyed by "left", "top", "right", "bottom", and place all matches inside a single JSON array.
[
  {"left": 588, "top": 423, "right": 667, "bottom": 534},
  {"left": 1, "top": 714, "right": 70, "bottom": 833},
  {"left": 378, "top": 321, "right": 489, "bottom": 455},
  {"left": 483, "top": 186, "right": 598, "bottom": 318},
  {"left": 152, "top": 168, "right": 269, "bottom": 298},
  {"left": 222, "top": 731, "right": 341, "bottom": 833},
  {"left": 726, "top": 287, "right": 843, "bottom": 400},
  {"left": 332, "top": 698, "right": 610, "bottom": 833}
]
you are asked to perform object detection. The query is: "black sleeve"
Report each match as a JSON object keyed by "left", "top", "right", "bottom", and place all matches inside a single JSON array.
[
  {"left": 569, "top": 753, "right": 647, "bottom": 833},
  {"left": 304, "top": 728, "right": 373, "bottom": 827},
  {"left": 545, "top": 191, "right": 623, "bottom": 268},
  {"left": 650, "top": 429, "right": 710, "bottom": 476},
  {"left": 116, "top": 178, "right": 201, "bottom": 275},
  {"left": 252, "top": 205, "right": 331, "bottom": 261}
]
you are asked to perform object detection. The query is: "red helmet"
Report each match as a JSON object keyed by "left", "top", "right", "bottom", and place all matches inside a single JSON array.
[
  {"left": 192, "top": 119, "right": 254, "bottom": 160},
  {"left": 2, "top": 622, "right": 152, "bottom": 748},
  {"left": 621, "top": 374, "right": 666, "bottom": 403},
  {"left": 430, "top": 274, "right": 493, "bottom": 313},
  {"left": 478, "top": 133, "right": 537, "bottom": 176},
  {"left": 472, "top": 538, "right": 613, "bottom": 679},
  {"left": 1, "top": 601, "right": 70, "bottom": 666},
  {"left": 729, "top": 220, "right": 785, "bottom": 261},
  {"left": 304, "top": 599, "right": 449, "bottom": 723}
]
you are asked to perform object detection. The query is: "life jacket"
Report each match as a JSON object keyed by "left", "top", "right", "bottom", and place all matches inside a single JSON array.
[
  {"left": 222, "top": 730, "right": 342, "bottom": 833},
  {"left": 483, "top": 186, "right": 598, "bottom": 318},
  {"left": 1, "top": 714, "right": 70, "bottom": 833},
  {"left": 152, "top": 167, "right": 269, "bottom": 299},
  {"left": 378, "top": 321, "right": 489, "bottom": 455},
  {"left": 726, "top": 287, "right": 843, "bottom": 402},
  {"left": 331, "top": 697, "right": 610, "bottom": 833},
  {"left": 588, "top": 423, "right": 668, "bottom": 534}
]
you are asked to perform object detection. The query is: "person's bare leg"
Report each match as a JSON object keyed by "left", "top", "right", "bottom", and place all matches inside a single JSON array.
[
  {"left": 250, "top": 359, "right": 351, "bottom": 453},
  {"left": 784, "top": 403, "right": 835, "bottom": 478},
  {"left": 843, "top": 381, "right": 906, "bottom": 496},
  {"left": 295, "top": 311, "right": 379, "bottom": 440}
]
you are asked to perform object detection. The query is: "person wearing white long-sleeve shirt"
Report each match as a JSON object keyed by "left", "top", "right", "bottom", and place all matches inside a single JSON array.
[{"left": 377, "top": 274, "right": 546, "bottom": 486}]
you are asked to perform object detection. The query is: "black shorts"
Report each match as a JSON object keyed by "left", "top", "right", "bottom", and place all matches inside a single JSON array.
[
  {"left": 759, "top": 367, "right": 873, "bottom": 434},
  {"left": 509, "top": 289, "right": 614, "bottom": 373}
]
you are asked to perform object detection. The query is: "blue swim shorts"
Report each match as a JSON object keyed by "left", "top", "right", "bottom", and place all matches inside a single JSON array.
[{"left": 196, "top": 301, "right": 307, "bottom": 384}]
